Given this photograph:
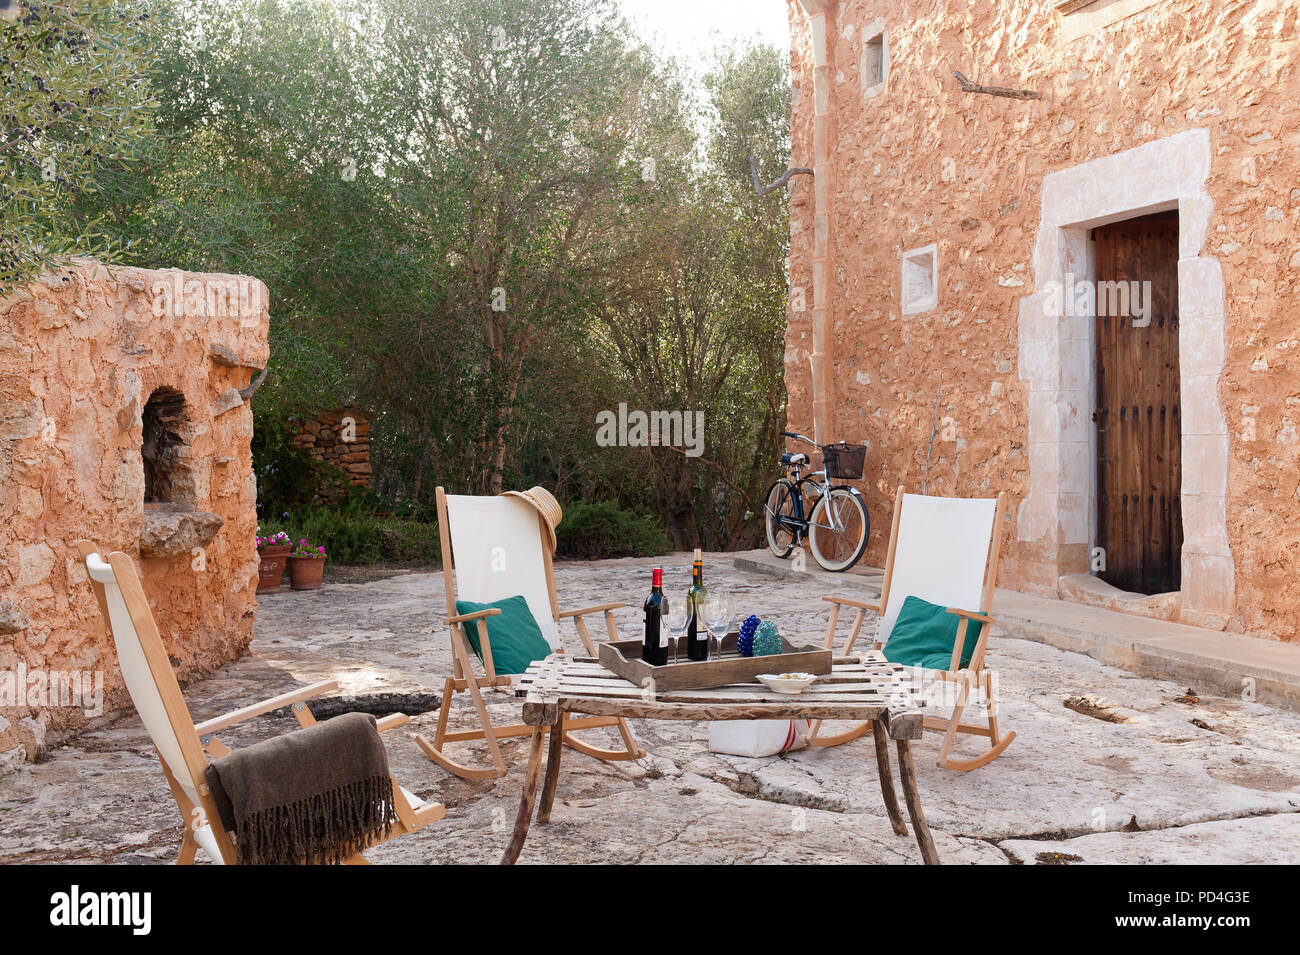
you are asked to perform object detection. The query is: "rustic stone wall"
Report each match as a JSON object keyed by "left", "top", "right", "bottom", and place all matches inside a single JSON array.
[
  {"left": 785, "top": 0, "right": 1300, "bottom": 639},
  {"left": 289, "top": 408, "right": 372, "bottom": 496},
  {"left": 0, "top": 261, "right": 269, "bottom": 766}
]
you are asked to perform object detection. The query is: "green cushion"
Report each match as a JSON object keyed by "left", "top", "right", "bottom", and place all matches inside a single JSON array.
[
  {"left": 454, "top": 595, "right": 553, "bottom": 676},
  {"left": 882, "top": 595, "right": 983, "bottom": 671}
]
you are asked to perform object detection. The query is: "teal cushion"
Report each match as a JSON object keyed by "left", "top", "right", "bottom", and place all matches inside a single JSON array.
[
  {"left": 454, "top": 595, "right": 553, "bottom": 676},
  {"left": 882, "top": 595, "right": 983, "bottom": 671}
]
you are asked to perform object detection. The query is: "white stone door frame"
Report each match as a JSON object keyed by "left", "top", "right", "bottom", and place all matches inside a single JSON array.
[{"left": 1017, "top": 128, "right": 1234, "bottom": 625}]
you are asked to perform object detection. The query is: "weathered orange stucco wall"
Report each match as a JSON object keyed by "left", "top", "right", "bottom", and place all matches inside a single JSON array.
[
  {"left": 0, "top": 261, "right": 269, "bottom": 766},
  {"left": 786, "top": 0, "right": 1299, "bottom": 639}
]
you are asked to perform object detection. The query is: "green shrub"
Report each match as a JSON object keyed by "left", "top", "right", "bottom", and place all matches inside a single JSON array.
[
  {"left": 556, "top": 501, "right": 669, "bottom": 560},
  {"left": 282, "top": 507, "right": 440, "bottom": 565}
]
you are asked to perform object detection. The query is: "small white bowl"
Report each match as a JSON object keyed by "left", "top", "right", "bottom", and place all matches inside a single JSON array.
[{"left": 756, "top": 672, "right": 818, "bottom": 695}]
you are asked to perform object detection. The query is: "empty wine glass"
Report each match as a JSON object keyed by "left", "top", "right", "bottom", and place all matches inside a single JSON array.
[
  {"left": 704, "top": 592, "right": 735, "bottom": 660},
  {"left": 664, "top": 595, "right": 691, "bottom": 664}
]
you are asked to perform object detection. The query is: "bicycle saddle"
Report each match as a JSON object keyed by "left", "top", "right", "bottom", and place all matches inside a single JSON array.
[{"left": 781, "top": 452, "right": 808, "bottom": 466}]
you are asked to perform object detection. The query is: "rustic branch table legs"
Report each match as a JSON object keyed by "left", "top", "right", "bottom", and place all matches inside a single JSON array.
[
  {"left": 870, "top": 720, "right": 908, "bottom": 836},
  {"left": 538, "top": 719, "right": 565, "bottom": 823},
  {"left": 896, "top": 739, "right": 940, "bottom": 865},
  {"left": 502, "top": 711, "right": 941, "bottom": 865},
  {"left": 500, "top": 726, "right": 546, "bottom": 865}
]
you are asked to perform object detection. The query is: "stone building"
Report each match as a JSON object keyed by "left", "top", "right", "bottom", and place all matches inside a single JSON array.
[
  {"left": 784, "top": 0, "right": 1299, "bottom": 639},
  {"left": 0, "top": 261, "right": 268, "bottom": 766}
]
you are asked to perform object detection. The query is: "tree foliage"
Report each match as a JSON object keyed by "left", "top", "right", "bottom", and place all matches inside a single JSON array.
[
  {"left": 6, "top": 0, "right": 793, "bottom": 550},
  {"left": 1, "top": 0, "right": 159, "bottom": 289}
]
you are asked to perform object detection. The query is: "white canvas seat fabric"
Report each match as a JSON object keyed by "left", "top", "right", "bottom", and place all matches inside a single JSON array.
[
  {"left": 444, "top": 493, "right": 561, "bottom": 648},
  {"left": 84, "top": 553, "right": 200, "bottom": 805},
  {"left": 878, "top": 494, "right": 997, "bottom": 651}
]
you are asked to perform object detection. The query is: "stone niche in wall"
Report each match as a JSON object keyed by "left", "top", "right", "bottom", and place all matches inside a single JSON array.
[{"left": 0, "top": 260, "right": 270, "bottom": 768}]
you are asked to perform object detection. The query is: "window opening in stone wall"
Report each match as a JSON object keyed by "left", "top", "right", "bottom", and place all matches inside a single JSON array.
[
  {"left": 863, "top": 31, "right": 885, "bottom": 89},
  {"left": 901, "top": 245, "right": 938, "bottom": 315},
  {"left": 142, "top": 387, "right": 189, "bottom": 504}
]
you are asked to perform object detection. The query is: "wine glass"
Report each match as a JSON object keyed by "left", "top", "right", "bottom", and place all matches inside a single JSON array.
[
  {"left": 704, "top": 592, "right": 735, "bottom": 660},
  {"left": 664, "top": 595, "right": 691, "bottom": 664}
]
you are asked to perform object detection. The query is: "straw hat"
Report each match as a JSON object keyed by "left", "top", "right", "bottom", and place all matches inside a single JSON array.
[{"left": 502, "top": 486, "right": 563, "bottom": 553}]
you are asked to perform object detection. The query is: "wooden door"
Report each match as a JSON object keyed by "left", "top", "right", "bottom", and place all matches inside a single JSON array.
[{"left": 1093, "top": 211, "right": 1181, "bottom": 595}]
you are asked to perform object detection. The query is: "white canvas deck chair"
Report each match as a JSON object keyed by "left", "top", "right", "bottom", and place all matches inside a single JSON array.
[
  {"left": 811, "top": 488, "right": 1016, "bottom": 771},
  {"left": 416, "top": 487, "right": 643, "bottom": 780},
  {"left": 78, "top": 542, "right": 444, "bottom": 864}
]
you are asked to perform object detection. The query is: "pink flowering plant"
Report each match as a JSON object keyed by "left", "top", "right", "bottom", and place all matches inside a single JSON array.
[
  {"left": 257, "top": 531, "right": 292, "bottom": 552},
  {"left": 290, "top": 537, "right": 327, "bottom": 559}
]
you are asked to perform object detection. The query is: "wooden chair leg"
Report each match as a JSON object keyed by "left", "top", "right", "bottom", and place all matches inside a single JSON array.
[
  {"left": 561, "top": 730, "right": 640, "bottom": 761},
  {"left": 433, "top": 677, "right": 455, "bottom": 747},
  {"left": 177, "top": 829, "right": 198, "bottom": 865},
  {"left": 941, "top": 670, "right": 1019, "bottom": 774},
  {"left": 808, "top": 719, "right": 872, "bottom": 747},
  {"left": 935, "top": 672, "right": 972, "bottom": 768},
  {"left": 418, "top": 642, "right": 511, "bottom": 780},
  {"left": 573, "top": 615, "right": 598, "bottom": 656},
  {"left": 937, "top": 669, "right": 1016, "bottom": 772},
  {"left": 613, "top": 716, "right": 644, "bottom": 759},
  {"left": 564, "top": 613, "right": 643, "bottom": 761}
]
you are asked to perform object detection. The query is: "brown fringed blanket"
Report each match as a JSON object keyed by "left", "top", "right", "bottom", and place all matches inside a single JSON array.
[{"left": 204, "top": 711, "right": 396, "bottom": 865}]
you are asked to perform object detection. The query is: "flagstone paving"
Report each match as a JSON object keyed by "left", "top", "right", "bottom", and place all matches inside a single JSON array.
[{"left": 2, "top": 555, "right": 1298, "bottom": 864}]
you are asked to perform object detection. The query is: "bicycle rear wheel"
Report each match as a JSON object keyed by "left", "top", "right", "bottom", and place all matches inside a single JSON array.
[
  {"left": 763, "top": 479, "right": 799, "bottom": 558},
  {"left": 808, "top": 487, "right": 869, "bottom": 572}
]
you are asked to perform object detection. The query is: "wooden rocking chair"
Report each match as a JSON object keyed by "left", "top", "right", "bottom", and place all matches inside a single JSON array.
[
  {"left": 78, "top": 542, "right": 444, "bottom": 864},
  {"left": 810, "top": 487, "right": 1016, "bottom": 771},
  {"left": 416, "top": 487, "right": 643, "bottom": 780}
]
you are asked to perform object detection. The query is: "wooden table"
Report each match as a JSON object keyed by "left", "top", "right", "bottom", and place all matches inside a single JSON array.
[{"left": 500, "top": 649, "right": 939, "bottom": 865}]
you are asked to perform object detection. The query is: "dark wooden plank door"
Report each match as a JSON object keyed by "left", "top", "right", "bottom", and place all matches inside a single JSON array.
[{"left": 1093, "top": 211, "right": 1181, "bottom": 595}]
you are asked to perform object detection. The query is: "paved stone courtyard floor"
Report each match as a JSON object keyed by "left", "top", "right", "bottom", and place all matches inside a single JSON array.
[{"left": 3, "top": 555, "right": 1299, "bottom": 864}]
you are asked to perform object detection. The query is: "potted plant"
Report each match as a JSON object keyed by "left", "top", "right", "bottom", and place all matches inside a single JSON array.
[
  {"left": 256, "top": 531, "right": 292, "bottom": 594},
  {"left": 287, "top": 537, "right": 327, "bottom": 591}
]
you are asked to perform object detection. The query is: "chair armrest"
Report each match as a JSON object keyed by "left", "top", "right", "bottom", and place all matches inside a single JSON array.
[
  {"left": 193, "top": 680, "right": 340, "bottom": 737},
  {"left": 445, "top": 607, "right": 503, "bottom": 626},
  {"left": 822, "top": 595, "right": 880, "bottom": 613},
  {"left": 557, "top": 601, "right": 624, "bottom": 619},
  {"left": 945, "top": 607, "right": 992, "bottom": 624},
  {"left": 376, "top": 713, "right": 409, "bottom": 732}
]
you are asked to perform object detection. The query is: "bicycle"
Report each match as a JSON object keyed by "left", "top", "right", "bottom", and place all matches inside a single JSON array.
[{"left": 762, "top": 431, "right": 870, "bottom": 572}]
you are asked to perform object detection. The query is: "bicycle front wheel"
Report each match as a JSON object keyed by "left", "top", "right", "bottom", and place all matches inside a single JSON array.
[
  {"left": 763, "top": 479, "right": 799, "bottom": 559},
  {"left": 808, "top": 487, "right": 869, "bottom": 572}
]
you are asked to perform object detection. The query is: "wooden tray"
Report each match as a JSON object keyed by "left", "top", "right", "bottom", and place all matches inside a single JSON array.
[{"left": 597, "top": 632, "right": 833, "bottom": 692}]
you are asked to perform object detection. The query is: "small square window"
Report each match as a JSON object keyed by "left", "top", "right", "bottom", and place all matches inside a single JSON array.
[{"left": 901, "top": 245, "right": 938, "bottom": 315}]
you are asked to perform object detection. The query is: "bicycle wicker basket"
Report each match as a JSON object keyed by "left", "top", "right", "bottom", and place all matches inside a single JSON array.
[{"left": 820, "top": 442, "right": 867, "bottom": 480}]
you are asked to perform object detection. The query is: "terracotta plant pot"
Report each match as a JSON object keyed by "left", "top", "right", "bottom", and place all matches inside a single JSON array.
[
  {"left": 288, "top": 555, "right": 326, "bottom": 591},
  {"left": 256, "top": 546, "right": 291, "bottom": 594}
]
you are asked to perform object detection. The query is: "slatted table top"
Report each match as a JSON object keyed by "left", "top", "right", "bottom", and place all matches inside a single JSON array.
[{"left": 516, "top": 648, "right": 925, "bottom": 740}]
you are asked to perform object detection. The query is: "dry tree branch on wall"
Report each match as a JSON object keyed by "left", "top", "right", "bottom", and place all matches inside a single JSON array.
[
  {"left": 748, "top": 154, "right": 814, "bottom": 197},
  {"left": 239, "top": 365, "right": 268, "bottom": 402},
  {"left": 952, "top": 70, "right": 1041, "bottom": 100}
]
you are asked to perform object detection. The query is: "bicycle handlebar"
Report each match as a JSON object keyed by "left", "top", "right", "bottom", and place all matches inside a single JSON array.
[{"left": 780, "top": 430, "right": 821, "bottom": 450}]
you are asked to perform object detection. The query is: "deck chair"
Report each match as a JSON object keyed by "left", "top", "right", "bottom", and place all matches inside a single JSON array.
[
  {"left": 416, "top": 486, "right": 643, "bottom": 780},
  {"left": 810, "top": 488, "right": 1016, "bottom": 771},
  {"left": 78, "top": 542, "right": 444, "bottom": 864}
]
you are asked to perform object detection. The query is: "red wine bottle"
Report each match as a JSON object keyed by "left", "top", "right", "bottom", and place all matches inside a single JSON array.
[
  {"left": 643, "top": 567, "right": 667, "bottom": 666},
  {"left": 686, "top": 549, "right": 708, "bottom": 661}
]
